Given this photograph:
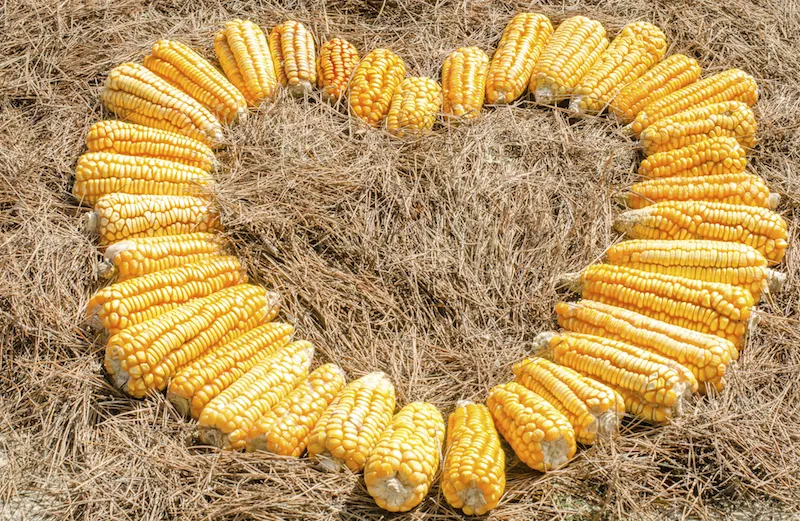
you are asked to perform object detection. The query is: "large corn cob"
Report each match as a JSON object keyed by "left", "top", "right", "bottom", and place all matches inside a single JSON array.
[
  {"left": 570, "top": 21, "right": 667, "bottom": 115},
  {"left": 87, "top": 193, "right": 222, "bottom": 246},
  {"left": 513, "top": 357, "right": 625, "bottom": 445},
  {"left": 143, "top": 39, "right": 247, "bottom": 123},
  {"left": 441, "top": 401, "right": 505, "bottom": 516},
  {"left": 486, "top": 12, "right": 553, "bottom": 104},
  {"left": 530, "top": 16, "right": 607, "bottom": 105},
  {"left": 85, "top": 120, "right": 215, "bottom": 172},
  {"left": 638, "top": 136, "right": 747, "bottom": 179},
  {"left": 441, "top": 46, "right": 489, "bottom": 120},
  {"left": 72, "top": 152, "right": 213, "bottom": 206},
  {"left": 104, "top": 284, "right": 275, "bottom": 398},
  {"left": 245, "top": 363, "right": 346, "bottom": 455},
  {"left": 167, "top": 321, "right": 291, "bottom": 419},
  {"left": 307, "top": 372, "right": 396, "bottom": 472},
  {"left": 486, "top": 381, "right": 576, "bottom": 472},
  {"left": 268, "top": 21, "right": 316, "bottom": 97},
  {"left": 316, "top": 38, "right": 360, "bottom": 104},
  {"left": 198, "top": 340, "right": 314, "bottom": 450},
  {"left": 632, "top": 69, "right": 759, "bottom": 135},
  {"left": 386, "top": 77, "right": 442, "bottom": 137},
  {"left": 614, "top": 201, "right": 789, "bottom": 264},
  {"left": 214, "top": 19, "right": 278, "bottom": 105},
  {"left": 348, "top": 48, "right": 407, "bottom": 127},
  {"left": 626, "top": 172, "right": 777, "bottom": 210},
  {"left": 610, "top": 54, "right": 701, "bottom": 123},
  {"left": 102, "top": 62, "right": 222, "bottom": 146},
  {"left": 640, "top": 101, "right": 757, "bottom": 155},
  {"left": 364, "top": 402, "right": 445, "bottom": 512}
]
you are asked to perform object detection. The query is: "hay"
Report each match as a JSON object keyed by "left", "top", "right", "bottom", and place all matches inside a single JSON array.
[{"left": 1, "top": 0, "right": 799, "bottom": 519}]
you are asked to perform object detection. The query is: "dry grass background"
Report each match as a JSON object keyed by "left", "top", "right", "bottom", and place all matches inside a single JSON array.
[{"left": 1, "top": 0, "right": 799, "bottom": 519}]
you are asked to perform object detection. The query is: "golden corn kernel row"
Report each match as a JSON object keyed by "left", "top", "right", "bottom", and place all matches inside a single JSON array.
[
  {"left": 214, "top": 19, "right": 278, "bottom": 105},
  {"left": 638, "top": 136, "right": 748, "bottom": 179},
  {"left": 269, "top": 21, "right": 317, "bottom": 97},
  {"left": 626, "top": 172, "right": 776, "bottom": 210},
  {"left": 442, "top": 46, "right": 489, "bottom": 120},
  {"left": 348, "top": 48, "right": 407, "bottom": 127},
  {"left": 317, "top": 38, "right": 360, "bottom": 103},
  {"left": 386, "top": 77, "right": 442, "bottom": 137}
]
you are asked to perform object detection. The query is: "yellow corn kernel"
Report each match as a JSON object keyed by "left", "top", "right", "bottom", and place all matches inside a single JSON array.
[
  {"left": 215, "top": 19, "right": 277, "bottom": 105},
  {"left": 316, "top": 38, "right": 360, "bottom": 104},
  {"left": 626, "top": 172, "right": 776, "bottom": 210},
  {"left": 638, "top": 136, "right": 747, "bottom": 179},
  {"left": 386, "top": 77, "right": 442, "bottom": 137},
  {"left": 348, "top": 48, "right": 407, "bottom": 127},
  {"left": 269, "top": 21, "right": 316, "bottom": 97},
  {"left": 442, "top": 46, "right": 489, "bottom": 120}
]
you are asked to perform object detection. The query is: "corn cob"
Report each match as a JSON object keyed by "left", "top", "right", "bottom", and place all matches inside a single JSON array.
[
  {"left": 486, "top": 12, "right": 553, "bottom": 104},
  {"left": 348, "top": 48, "right": 407, "bottom": 127},
  {"left": 570, "top": 21, "right": 667, "bottom": 115},
  {"left": 640, "top": 101, "right": 757, "bottom": 155},
  {"left": 85, "top": 121, "right": 215, "bottom": 172},
  {"left": 214, "top": 19, "right": 278, "bottom": 105},
  {"left": 611, "top": 54, "right": 701, "bottom": 123},
  {"left": 364, "top": 402, "right": 445, "bottom": 512},
  {"left": 72, "top": 152, "right": 213, "bottom": 206},
  {"left": 268, "top": 21, "right": 316, "bottom": 97},
  {"left": 633, "top": 69, "right": 759, "bottom": 135},
  {"left": 198, "top": 340, "right": 314, "bottom": 450},
  {"left": 307, "top": 372, "right": 396, "bottom": 472},
  {"left": 626, "top": 172, "right": 777, "bottom": 210},
  {"left": 386, "top": 77, "right": 442, "bottom": 137},
  {"left": 104, "top": 284, "right": 275, "bottom": 398},
  {"left": 143, "top": 39, "right": 248, "bottom": 123},
  {"left": 512, "top": 357, "right": 625, "bottom": 445},
  {"left": 486, "top": 381, "right": 576, "bottom": 472},
  {"left": 102, "top": 62, "right": 222, "bottom": 146},
  {"left": 87, "top": 194, "right": 222, "bottom": 246},
  {"left": 638, "top": 136, "right": 747, "bottom": 179},
  {"left": 167, "top": 321, "right": 291, "bottom": 419},
  {"left": 441, "top": 46, "right": 489, "bottom": 120},
  {"left": 245, "top": 363, "right": 346, "bottom": 455},
  {"left": 316, "top": 38, "right": 360, "bottom": 104},
  {"left": 441, "top": 401, "right": 505, "bottom": 516},
  {"left": 530, "top": 16, "right": 608, "bottom": 104},
  {"left": 614, "top": 201, "right": 789, "bottom": 264}
]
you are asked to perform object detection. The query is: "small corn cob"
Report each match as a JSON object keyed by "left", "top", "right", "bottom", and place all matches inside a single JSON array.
[
  {"left": 614, "top": 201, "right": 789, "bottom": 264},
  {"left": 102, "top": 62, "right": 222, "bottom": 146},
  {"left": 638, "top": 136, "right": 747, "bottom": 179},
  {"left": 316, "top": 38, "right": 360, "bottom": 103},
  {"left": 570, "top": 21, "right": 667, "bottom": 115},
  {"left": 626, "top": 172, "right": 777, "bottom": 210},
  {"left": 143, "top": 39, "right": 248, "bottom": 123},
  {"left": 486, "top": 12, "right": 553, "bottom": 104},
  {"left": 486, "top": 381, "right": 576, "bottom": 472},
  {"left": 167, "top": 321, "right": 291, "bottom": 419},
  {"left": 87, "top": 256, "right": 245, "bottom": 336},
  {"left": 633, "top": 69, "right": 759, "bottom": 135},
  {"left": 245, "top": 363, "right": 346, "bottom": 455},
  {"left": 104, "top": 284, "right": 275, "bottom": 398},
  {"left": 556, "top": 300, "right": 737, "bottom": 392},
  {"left": 610, "top": 54, "right": 701, "bottom": 123},
  {"left": 85, "top": 121, "right": 215, "bottom": 172},
  {"left": 214, "top": 19, "right": 278, "bottom": 105},
  {"left": 513, "top": 357, "right": 625, "bottom": 445},
  {"left": 307, "top": 372, "right": 396, "bottom": 472},
  {"left": 386, "top": 77, "right": 442, "bottom": 137},
  {"left": 640, "top": 101, "right": 757, "bottom": 155},
  {"left": 72, "top": 152, "right": 213, "bottom": 206},
  {"left": 364, "top": 402, "right": 445, "bottom": 512},
  {"left": 348, "top": 48, "right": 407, "bottom": 127},
  {"left": 530, "top": 16, "right": 608, "bottom": 105},
  {"left": 268, "top": 21, "right": 316, "bottom": 97},
  {"left": 441, "top": 401, "right": 505, "bottom": 516},
  {"left": 87, "top": 194, "right": 222, "bottom": 246},
  {"left": 198, "top": 340, "right": 314, "bottom": 450},
  {"left": 441, "top": 46, "right": 489, "bottom": 120}
]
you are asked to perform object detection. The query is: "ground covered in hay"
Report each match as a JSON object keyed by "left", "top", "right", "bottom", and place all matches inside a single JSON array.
[{"left": 1, "top": 0, "right": 799, "bottom": 519}]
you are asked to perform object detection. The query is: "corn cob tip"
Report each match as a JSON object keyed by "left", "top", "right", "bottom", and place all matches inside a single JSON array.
[
  {"left": 766, "top": 269, "right": 786, "bottom": 296},
  {"left": 612, "top": 209, "right": 645, "bottom": 236},
  {"left": 168, "top": 394, "right": 192, "bottom": 417},
  {"left": 534, "top": 86, "right": 557, "bottom": 105},
  {"left": 567, "top": 95, "right": 587, "bottom": 114},
  {"left": 533, "top": 331, "right": 556, "bottom": 350},
  {"left": 199, "top": 426, "right": 227, "bottom": 449},
  {"left": 84, "top": 211, "right": 99, "bottom": 234},
  {"left": 454, "top": 399, "right": 474, "bottom": 409},
  {"left": 769, "top": 192, "right": 781, "bottom": 210},
  {"left": 554, "top": 271, "right": 583, "bottom": 292}
]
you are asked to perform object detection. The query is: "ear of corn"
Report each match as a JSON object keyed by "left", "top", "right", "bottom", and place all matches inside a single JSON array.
[
  {"left": 245, "top": 363, "right": 346, "bottom": 456},
  {"left": 626, "top": 172, "right": 776, "bottom": 210},
  {"left": 441, "top": 401, "right": 505, "bottom": 516},
  {"left": 531, "top": 16, "right": 607, "bottom": 105},
  {"left": 316, "top": 38, "right": 360, "bottom": 104},
  {"left": 214, "top": 19, "right": 278, "bottom": 105},
  {"left": 143, "top": 39, "right": 247, "bottom": 123},
  {"left": 486, "top": 381, "right": 576, "bottom": 472},
  {"left": 512, "top": 357, "right": 625, "bottom": 445},
  {"left": 348, "top": 48, "right": 407, "bottom": 127},
  {"left": 364, "top": 402, "right": 445, "bottom": 512},
  {"left": 268, "top": 21, "right": 317, "bottom": 97},
  {"left": 442, "top": 46, "right": 489, "bottom": 120},
  {"left": 638, "top": 136, "right": 747, "bottom": 179},
  {"left": 614, "top": 200, "right": 789, "bottom": 264},
  {"left": 486, "top": 12, "right": 553, "bottom": 104},
  {"left": 102, "top": 62, "right": 222, "bottom": 146},
  {"left": 386, "top": 77, "right": 442, "bottom": 137},
  {"left": 307, "top": 371, "right": 396, "bottom": 472},
  {"left": 85, "top": 120, "right": 215, "bottom": 172}
]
